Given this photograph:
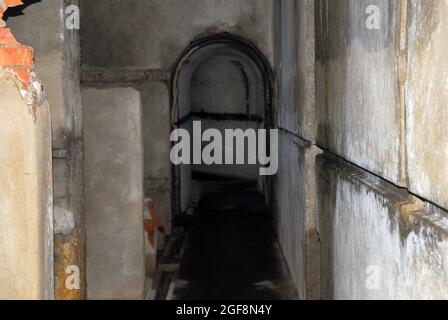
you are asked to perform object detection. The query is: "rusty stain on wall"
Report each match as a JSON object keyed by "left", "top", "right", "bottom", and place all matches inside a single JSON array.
[{"left": 54, "top": 230, "right": 85, "bottom": 300}]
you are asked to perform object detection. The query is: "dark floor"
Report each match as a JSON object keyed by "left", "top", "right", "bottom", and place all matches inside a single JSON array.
[{"left": 172, "top": 177, "right": 298, "bottom": 300}]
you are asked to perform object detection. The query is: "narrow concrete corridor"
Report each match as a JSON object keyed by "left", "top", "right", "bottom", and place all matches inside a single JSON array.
[
  {"left": 2, "top": 0, "right": 448, "bottom": 301},
  {"left": 173, "top": 177, "right": 297, "bottom": 300}
]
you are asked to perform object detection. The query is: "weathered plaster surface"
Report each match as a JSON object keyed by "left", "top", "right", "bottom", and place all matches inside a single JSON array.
[
  {"left": 83, "top": 87, "right": 145, "bottom": 300},
  {"left": 315, "top": 0, "right": 402, "bottom": 185},
  {"left": 8, "top": 0, "right": 81, "bottom": 149},
  {"left": 317, "top": 153, "right": 448, "bottom": 300},
  {"left": 8, "top": 0, "right": 85, "bottom": 299},
  {"left": 0, "top": 75, "right": 53, "bottom": 299},
  {"left": 405, "top": 0, "right": 448, "bottom": 210}
]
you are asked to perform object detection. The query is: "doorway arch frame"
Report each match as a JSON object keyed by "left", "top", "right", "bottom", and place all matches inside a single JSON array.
[{"left": 169, "top": 33, "right": 274, "bottom": 218}]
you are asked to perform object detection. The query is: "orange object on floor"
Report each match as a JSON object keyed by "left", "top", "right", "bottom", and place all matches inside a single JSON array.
[{"left": 144, "top": 198, "right": 164, "bottom": 246}]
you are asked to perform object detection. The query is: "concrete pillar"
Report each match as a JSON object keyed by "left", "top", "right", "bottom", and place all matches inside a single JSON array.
[
  {"left": 83, "top": 87, "right": 145, "bottom": 300},
  {"left": 7, "top": 0, "right": 85, "bottom": 299},
  {"left": 0, "top": 1, "right": 53, "bottom": 299}
]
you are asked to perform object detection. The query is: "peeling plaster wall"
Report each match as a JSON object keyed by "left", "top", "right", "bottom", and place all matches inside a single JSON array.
[
  {"left": 317, "top": 153, "right": 448, "bottom": 300},
  {"left": 8, "top": 0, "right": 81, "bottom": 149},
  {"left": 83, "top": 87, "right": 145, "bottom": 300},
  {"left": 7, "top": 0, "right": 85, "bottom": 299},
  {"left": 0, "top": 76, "right": 53, "bottom": 300}
]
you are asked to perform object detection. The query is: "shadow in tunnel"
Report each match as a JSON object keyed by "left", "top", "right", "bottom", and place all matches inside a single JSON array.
[{"left": 172, "top": 175, "right": 298, "bottom": 300}]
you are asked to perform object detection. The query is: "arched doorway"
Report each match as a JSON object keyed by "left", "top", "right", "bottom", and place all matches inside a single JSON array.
[{"left": 170, "top": 34, "right": 273, "bottom": 216}]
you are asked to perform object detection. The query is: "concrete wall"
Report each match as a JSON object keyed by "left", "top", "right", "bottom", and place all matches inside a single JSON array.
[
  {"left": 141, "top": 81, "right": 172, "bottom": 234},
  {"left": 309, "top": 0, "right": 448, "bottom": 299},
  {"left": 274, "top": 0, "right": 320, "bottom": 300},
  {"left": 8, "top": 0, "right": 85, "bottom": 299},
  {"left": 83, "top": 88, "right": 145, "bottom": 300},
  {"left": 81, "top": 78, "right": 173, "bottom": 234},
  {"left": 317, "top": 153, "right": 448, "bottom": 299},
  {"left": 276, "top": 0, "right": 316, "bottom": 141},
  {"left": 405, "top": 1, "right": 448, "bottom": 211},
  {"left": 274, "top": 0, "right": 448, "bottom": 300},
  {"left": 315, "top": 0, "right": 403, "bottom": 186},
  {"left": 275, "top": 132, "right": 320, "bottom": 299},
  {"left": 80, "top": 0, "right": 274, "bottom": 70},
  {"left": 0, "top": 74, "right": 53, "bottom": 299},
  {"left": 275, "top": 134, "right": 306, "bottom": 298},
  {"left": 8, "top": 0, "right": 81, "bottom": 149},
  {"left": 142, "top": 82, "right": 171, "bottom": 180},
  {"left": 314, "top": 0, "right": 448, "bottom": 210}
]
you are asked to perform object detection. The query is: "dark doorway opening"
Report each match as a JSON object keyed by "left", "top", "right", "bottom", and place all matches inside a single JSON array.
[
  {"left": 171, "top": 34, "right": 274, "bottom": 216},
  {"left": 167, "top": 34, "right": 297, "bottom": 299}
]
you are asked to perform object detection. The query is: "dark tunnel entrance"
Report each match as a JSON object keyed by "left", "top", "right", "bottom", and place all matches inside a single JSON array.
[
  {"left": 171, "top": 34, "right": 274, "bottom": 216},
  {"left": 168, "top": 34, "right": 297, "bottom": 299}
]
